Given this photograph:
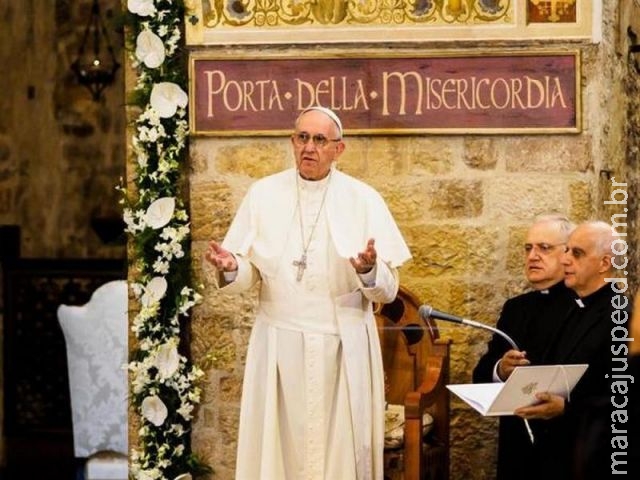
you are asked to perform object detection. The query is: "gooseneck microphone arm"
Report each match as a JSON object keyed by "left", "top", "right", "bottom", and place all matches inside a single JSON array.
[
  {"left": 418, "top": 304, "right": 520, "bottom": 351},
  {"left": 419, "top": 304, "right": 535, "bottom": 443}
]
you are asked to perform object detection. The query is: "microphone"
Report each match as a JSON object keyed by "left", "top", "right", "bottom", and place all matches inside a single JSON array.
[{"left": 419, "top": 304, "right": 520, "bottom": 351}]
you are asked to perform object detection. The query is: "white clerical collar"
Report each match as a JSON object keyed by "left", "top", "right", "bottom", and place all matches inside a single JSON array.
[
  {"left": 575, "top": 298, "right": 585, "bottom": 308},
  {"left": 540, "top": 289, "right": 550, "bottom": 295},
  {"left": 298, "top": 170, "right": 332, "bottom": 192}
]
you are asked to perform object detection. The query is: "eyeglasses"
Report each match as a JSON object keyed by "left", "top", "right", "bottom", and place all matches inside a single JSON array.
[
  {"left": 292, "top": 132, "right": 341, "bottom": 148},
  {"left": 563, "top": 246, "right": 586, "bottom": 259},
  {"left": 523, "top": 242, "right": 565, "bottom": 255}
]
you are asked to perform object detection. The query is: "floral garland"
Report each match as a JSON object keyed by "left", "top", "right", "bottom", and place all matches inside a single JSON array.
[{"left": 120, "top": 1, "right": 206, "bottom": 479}]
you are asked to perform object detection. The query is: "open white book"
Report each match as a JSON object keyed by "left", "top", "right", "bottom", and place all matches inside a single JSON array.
[{"left": 447, "top": 364, "right": 588, "bottom": 416}]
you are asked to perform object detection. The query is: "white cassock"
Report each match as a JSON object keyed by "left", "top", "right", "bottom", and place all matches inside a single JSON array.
[{"left": 215, "top": 167, "right": 411, "bottom": 480}]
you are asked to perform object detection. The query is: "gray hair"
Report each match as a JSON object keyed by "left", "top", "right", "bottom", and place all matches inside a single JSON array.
[
  {"left": 579, "top": 220, "right": 616, "bottom": 256},
  {"left": 533, "top": 213, "right": 576, "bottom": 241}
]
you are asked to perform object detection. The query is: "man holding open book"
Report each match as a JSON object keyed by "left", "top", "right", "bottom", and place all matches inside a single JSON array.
[
  {"left": 473, "top": 214, "right": 576, "bottom": 479},
  {"left": 474, "top": 219, "right": 627, "bottom": 479}
]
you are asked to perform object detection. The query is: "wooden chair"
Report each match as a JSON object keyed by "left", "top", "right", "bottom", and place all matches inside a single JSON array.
[{"left": 375, "top": 285, "right": 451, "bottom": 480}]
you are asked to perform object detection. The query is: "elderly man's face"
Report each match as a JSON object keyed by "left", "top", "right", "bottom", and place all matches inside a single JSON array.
[
  {"left": 562, "top": 225, "right": 610, "bottom": 297},
  {"left": 291, "top": 110, "right": 344, "bottom": 181},
  {"left": 523, "top": 222, "right": 567, "bottom": 289}
]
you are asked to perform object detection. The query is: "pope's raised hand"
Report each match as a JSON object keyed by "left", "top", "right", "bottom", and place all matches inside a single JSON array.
[
  {"left": 204, "top": 241, "right": 238, "bottom": 272},
  {"left": 350, "top": 238, "right": 377, "bottom": 274}
]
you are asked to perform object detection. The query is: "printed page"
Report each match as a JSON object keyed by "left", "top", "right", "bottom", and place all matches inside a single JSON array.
[{"left": 447, "top": 383, "right": 503, "bottom": 415}]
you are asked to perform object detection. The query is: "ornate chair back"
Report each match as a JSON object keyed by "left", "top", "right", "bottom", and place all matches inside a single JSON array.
[{"left": 58, "top": 279, "right": 128, "bottom": 480}]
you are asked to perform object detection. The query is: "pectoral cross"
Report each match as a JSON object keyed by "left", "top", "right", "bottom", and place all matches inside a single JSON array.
[{"left": 293, "top": 253, "right": 307, "bottom": 282}]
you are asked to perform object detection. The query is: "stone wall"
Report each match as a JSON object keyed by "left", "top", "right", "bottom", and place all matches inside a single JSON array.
[
  {"left": 0, "top": 0, "right": 126, "bottom": 258},
  {"left": 187, "top": 2, "right": 639, "bottom": 479},
  {"left": 0, "top": 0, "right": 126, "bottom": 467}
]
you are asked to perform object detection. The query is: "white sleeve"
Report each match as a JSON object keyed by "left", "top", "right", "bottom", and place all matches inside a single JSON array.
[
  {"left": 359, "top": 260, "right": 399, "bottom": 304},
  {"left": 492, "top": 360, "right": 505, "bottom": 383},
  {"left": 358, "top": 265, "right": 377, "bottom": 287}
]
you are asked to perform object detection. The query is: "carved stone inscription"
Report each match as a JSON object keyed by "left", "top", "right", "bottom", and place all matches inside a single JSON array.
[{"left": 191, "top": 53, "right": 579, "bottom": 135}]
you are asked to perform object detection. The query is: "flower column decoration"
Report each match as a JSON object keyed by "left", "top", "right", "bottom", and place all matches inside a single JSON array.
[{"left": 122, "top": 1, "right": 205, "bottom": 479}]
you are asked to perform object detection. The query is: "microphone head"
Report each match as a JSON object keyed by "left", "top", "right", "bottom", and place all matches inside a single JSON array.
[
  {"left": 420, "top": 305, "right": 465, "bottom": 324},
  {"left": 418, "top": 304, "right": 433, "bottom": 320}
]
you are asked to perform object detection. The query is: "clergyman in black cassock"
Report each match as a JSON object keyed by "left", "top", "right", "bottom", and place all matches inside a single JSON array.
[
  {"left": 473, "top": 215, "right": 576, "bottom": 480},
  {"left": 512, "top": 221, "right": 631, "bottom": 480},
  {"left": 472, "top": 280, "right": 575, "bottom": 479}
]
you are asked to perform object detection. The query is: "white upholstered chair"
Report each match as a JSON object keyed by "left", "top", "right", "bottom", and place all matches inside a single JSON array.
[{"left": 58, "top": 279, "right": 129, "bottom": 480}]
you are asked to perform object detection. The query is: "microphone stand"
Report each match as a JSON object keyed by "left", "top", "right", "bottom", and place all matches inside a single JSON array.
[
  {"left": 459, "top": 318, "right": 520, "bottom": 351},
  {"left": 419, "top": 305, "right": 534, "bottom": 443},
  {"left": 418, "top": 305, "right": 520, "bottom": 350}
]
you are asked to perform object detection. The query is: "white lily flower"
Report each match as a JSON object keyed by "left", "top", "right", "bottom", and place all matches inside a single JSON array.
[
  {"left": 135, "top": 29, "right": 165, "bottom": 68},
  {"left": 141, "top": 395, "right": 168, "bottom": 426},
  {"left": 127, "top": 0, "right": 156, "bottom": 16},
  {"left": 150, "top": 82, "right": 188, "bottom": 118},
  {"left": 141, "top": 276, "right": 168, "bottom": 307},
  {"left": 155, "top": 342, "right": 181, "bottom": 380},
  {"left": 145, "top": 196, "right": 175, "bottom": 229}
]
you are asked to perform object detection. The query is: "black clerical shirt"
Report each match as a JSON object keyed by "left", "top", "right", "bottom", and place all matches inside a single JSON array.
[
  {"left": 473, "top": 281, "right": 576, "bottom": 383},
  {"left": 533, "top": 283, "right": 625, "bottom": 480}
]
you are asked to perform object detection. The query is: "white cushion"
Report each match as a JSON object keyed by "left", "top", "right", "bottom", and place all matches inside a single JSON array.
[
  {"left": 85, "top": 450, "right": 128, "bottom": 480},
  {"left": 384, "top": 403, "right": 434, "bottom": 449}
]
